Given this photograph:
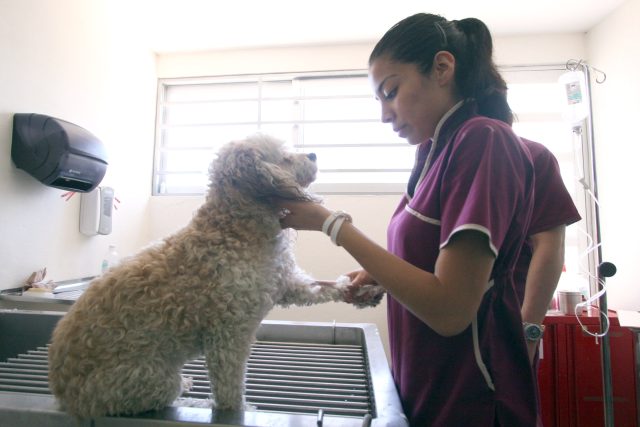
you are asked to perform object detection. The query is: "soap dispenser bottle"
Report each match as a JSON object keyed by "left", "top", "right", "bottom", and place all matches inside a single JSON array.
[{"left": 101, "top": 244, "right": 120, "bottom": 274}]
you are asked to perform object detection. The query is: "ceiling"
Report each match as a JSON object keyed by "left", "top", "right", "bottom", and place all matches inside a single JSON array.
[{"left": 126, "top": 0, "right": 625, "bottom": 53}]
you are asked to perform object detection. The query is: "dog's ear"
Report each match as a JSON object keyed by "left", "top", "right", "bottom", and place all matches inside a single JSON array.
[
  {"left": 211, "top": 143, "right": 260, "bottom": 196},
  {"left": 210, "top": 139, "right": 317, "bottom": 203}
]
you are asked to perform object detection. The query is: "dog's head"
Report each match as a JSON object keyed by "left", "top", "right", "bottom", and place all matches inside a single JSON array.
[{"left": 209, "top": 134, "right": 320, "bottom": 204}]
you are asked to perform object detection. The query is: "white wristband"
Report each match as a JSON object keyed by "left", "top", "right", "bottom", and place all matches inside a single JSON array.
[
  {"left": 330, "top": 216, "right": 348, "bottom": 245},
  {"left": 321, "top": 211, "right": 352, "bottom": 236},
  {"left": 321, "top": 212, "right": 340, "bottom": 235}
]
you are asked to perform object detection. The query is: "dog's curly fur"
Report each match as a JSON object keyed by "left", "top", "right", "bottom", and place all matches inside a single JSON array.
[{"left": 48, "top": 134, "right": 371, "bottom": 418}]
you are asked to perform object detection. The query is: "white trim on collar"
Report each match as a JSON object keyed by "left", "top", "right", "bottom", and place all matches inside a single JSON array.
[
  {"left": 432, "top": 100, "right": 466, "bottom": 144},
  {"left": 414, "top": 100, "right": 466, "bottom": 194}
]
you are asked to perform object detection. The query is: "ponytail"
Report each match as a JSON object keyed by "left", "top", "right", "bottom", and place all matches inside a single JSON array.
[
  {"left": 370, "top": 14, "right": 513, "bottom": 125},
  {"left": 454, "top": 18, "right": 513, "bottom": 125}
]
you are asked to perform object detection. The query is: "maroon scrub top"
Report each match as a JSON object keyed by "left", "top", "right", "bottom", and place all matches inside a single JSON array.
[
  {"left": 386, "top": 101, "right": 537, "bottom": 426},
  {"left": 512, "top": 138, "right": 582, "bottom": 304}
]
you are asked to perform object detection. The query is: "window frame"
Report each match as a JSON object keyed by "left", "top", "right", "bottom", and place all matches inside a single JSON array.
[{"left": 153, "top": 70, "right": 415, "bottom": 196}]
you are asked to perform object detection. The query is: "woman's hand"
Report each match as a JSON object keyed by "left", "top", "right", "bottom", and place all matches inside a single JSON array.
[
  {"left": 340, "top": 270, "right": 385, "bottom": 308},
  {"left": 278, "top": 200, "right": 332, "bottom": 231},
  {"left": 346, "top": 269, "right": 377, "bottom": 287}
]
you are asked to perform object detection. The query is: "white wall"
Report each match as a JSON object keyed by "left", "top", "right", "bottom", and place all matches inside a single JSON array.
[
  {"left": 0, "top": 0, "right": 157, "bottom": 289},
  {"left": 587, "top": 0, "right": 640, "bottom": 310},
  {"left": 152, "top": 35, "right": 587, "bottom": 356}
]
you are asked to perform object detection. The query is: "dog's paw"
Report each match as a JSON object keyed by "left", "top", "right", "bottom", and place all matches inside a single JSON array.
[
  {"left": 351, "top": 284, "right": 386, "bottom": 308},
  {"left": 335, "top": 275, "right": 386, "bottom": 308},
  {"left": 172, "top": 397, "right": 213, "bottom": 408},
  {"left": 181, "top": 376, "right": 194, "bottom": 392}
]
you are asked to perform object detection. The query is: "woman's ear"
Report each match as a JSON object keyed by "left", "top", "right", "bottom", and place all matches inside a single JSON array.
[{"left": 432, "top": 51, "right": 456, "bottom": 86}]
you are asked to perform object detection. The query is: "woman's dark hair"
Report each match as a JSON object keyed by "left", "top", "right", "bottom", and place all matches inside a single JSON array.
[{"left": 369, "top": 13, "right": 513, "bottom": 125}]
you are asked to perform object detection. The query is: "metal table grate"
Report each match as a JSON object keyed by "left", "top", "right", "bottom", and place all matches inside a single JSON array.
[{"left": 0, "top": 340, "right": 375, "bottom": 418}]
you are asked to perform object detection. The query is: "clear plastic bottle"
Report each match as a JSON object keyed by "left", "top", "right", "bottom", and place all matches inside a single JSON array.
[{"left": 101, "top": 244, "right": 120, "bottom": 274}]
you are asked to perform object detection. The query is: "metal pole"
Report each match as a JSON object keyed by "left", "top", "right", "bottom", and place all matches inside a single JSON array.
[
  {"left": 582, "top": 63, "right": 616, "bottom": 427},
  {"left": 597, "top": 262, "right": 617, "bottom": 427}
]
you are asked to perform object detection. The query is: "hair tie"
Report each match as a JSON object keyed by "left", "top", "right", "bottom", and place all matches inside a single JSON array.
[{"left": 434, "top": 22, "right": 448, "bottom": 47}]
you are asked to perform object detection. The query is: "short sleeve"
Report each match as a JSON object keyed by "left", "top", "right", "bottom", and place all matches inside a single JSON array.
[
  {"left": 439, "top": 121, "right": 532, "bottom": 256},
  {"left": 528, "top": 145, "right": 581, "bottom": 234}
]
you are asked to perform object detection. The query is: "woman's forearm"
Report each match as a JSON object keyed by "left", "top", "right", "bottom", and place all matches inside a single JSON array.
[
  {"left": 336, "top": 222, "right": 494, "bottom": 336},
  {"left": 521, "top": 226, "right": 566, "bottom": 325}
]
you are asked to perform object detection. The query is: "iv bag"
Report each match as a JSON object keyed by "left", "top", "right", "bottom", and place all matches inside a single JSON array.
[{"left": 559, "top": 71, "right": 589, "bottom": 124}]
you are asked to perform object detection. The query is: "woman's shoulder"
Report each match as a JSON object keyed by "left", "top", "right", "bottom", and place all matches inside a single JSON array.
[
  {"left": 457, "top": 115, "right": 514, "bottom": 137},
  {"left": 446, "top": 116, "right": 517, "bottom": 154}
]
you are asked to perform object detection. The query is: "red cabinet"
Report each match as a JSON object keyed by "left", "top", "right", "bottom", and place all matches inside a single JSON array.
[{"left": 539, "top": 309, "right": 638, "bottom": 427}]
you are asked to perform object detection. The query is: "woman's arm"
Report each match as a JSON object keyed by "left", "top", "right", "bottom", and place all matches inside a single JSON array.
[
  {"left": 280, "top": 201, "right": 495, "bottom": 336},
  {"left": 521, "top": 225, "right": 566, "bottom": 361}
]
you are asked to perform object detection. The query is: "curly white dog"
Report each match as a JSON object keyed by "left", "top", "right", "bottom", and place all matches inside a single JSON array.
[{"left": 48, "top": 134, "right": 383, "bottom": 418}]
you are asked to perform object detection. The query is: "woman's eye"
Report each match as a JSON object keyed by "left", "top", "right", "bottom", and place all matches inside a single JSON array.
[{"left": 383, "top": 87, "right": 397, "bottom": 100}]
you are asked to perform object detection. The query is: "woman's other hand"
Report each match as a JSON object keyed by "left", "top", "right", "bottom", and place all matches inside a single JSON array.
[{"left": 278, "top": 200, "right": 331, "bottom": 231}]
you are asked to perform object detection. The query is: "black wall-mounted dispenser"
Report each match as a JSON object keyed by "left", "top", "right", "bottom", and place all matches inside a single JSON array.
[{"left": 11, "top": 113, "right": 108, "bottom": 192}]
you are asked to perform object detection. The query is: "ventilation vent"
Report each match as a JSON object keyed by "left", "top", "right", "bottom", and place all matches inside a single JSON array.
[{"left": 0, "top": 341, "right": 374, "bottom": 418}]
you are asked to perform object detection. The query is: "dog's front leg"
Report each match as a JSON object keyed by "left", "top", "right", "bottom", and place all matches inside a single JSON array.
[
  {"left": 278, "top": 271, "right": 385, "bottom": 308},
  {"left": 275, "top": 267, "right": 345, "bottom": 307}
]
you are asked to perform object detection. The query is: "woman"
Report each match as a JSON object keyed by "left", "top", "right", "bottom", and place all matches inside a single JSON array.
[{"left": 280, "top": 13, "right": 538, "bottom": 426}]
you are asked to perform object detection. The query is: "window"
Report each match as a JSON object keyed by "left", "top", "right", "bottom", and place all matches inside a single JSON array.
[{"left": 153, "top": 71, "right": 411, "bottom": 196}]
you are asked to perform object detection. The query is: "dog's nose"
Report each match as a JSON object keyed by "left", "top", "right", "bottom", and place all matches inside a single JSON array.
[{"left": 307, "top": 153, "right": 317, "bottom": 162}]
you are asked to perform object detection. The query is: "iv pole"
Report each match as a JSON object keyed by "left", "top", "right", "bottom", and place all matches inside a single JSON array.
[{"left": 569, "top": 59, "right": 617, "bottom": 427}]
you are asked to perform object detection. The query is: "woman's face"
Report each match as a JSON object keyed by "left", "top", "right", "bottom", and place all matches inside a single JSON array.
[{"left": 369, "top": 55, "right": 457, "bottom": 145}]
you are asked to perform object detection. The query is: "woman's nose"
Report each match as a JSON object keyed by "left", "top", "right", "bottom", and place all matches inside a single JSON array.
[
  {"left": 381, "top": 104, "right": 394, "bottom": 123},
  {"left": 307, "top": 152, "right": 317, "bottom": 162}
]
